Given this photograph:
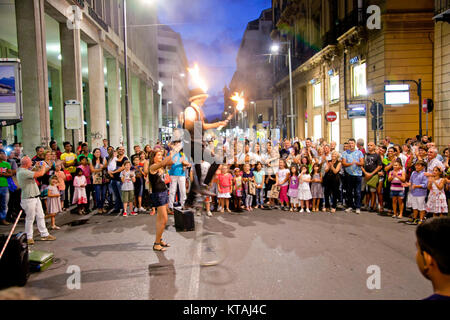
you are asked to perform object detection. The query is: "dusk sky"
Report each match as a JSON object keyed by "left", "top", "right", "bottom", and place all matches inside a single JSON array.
[{"left": 157, "top": 0, "right": 272, "bottom": 121}]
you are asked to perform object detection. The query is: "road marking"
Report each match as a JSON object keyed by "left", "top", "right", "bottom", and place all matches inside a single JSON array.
[{"left": 187, "top": 215, "right": 204, "bottom": 299}]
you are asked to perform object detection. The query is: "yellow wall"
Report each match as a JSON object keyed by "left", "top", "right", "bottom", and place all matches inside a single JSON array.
[{"left": 434, "top": 21, "right": 450, "bottom": 150}]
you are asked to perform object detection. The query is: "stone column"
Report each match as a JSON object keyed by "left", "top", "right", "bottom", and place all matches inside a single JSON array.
[
  {"left": 15, "top": 0, "right": 51, "bottom": 155},
  {"left": 87, "top": 44, "right": 107, "bottom": 149},
  {"left": 106, "top": 58, "right": 121, "bottom": 148},
  {"left": 147, "top": 87, "right": 154, "bottom": 145},
  {"left": 140, "top": 81, "right": 148, "bottom": 145},
  {"left": 120, "top": 68, "right": 128, "bottom": 147},
  {"left": 131, "top": 75, "right": 141, "bottom": 147},
  {"left": 60, "top": 22, "right": 84, "bottom": 145},
  {"left": 50, "top": 68, "right": 64, "bottom": 146}
]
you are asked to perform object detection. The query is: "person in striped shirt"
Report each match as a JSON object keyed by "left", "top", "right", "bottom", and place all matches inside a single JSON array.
[{"left": 388, "top": 159, "right": 407, "bottom": 219}]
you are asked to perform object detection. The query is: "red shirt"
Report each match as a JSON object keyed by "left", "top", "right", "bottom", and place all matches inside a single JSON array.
[{"left": 217, "top": 173, "right": 233, "bottom": 193}]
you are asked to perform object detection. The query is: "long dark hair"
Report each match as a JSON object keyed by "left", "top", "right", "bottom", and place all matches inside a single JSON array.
[
  {"left": 148, "top": 150, "right": 163, "bottom": 166},
  {"left": 92, "top": 148, "right": 104, "bottom": 165}
]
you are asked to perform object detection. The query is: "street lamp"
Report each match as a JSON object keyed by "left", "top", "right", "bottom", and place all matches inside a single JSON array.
[{"left": 271, "top": 41, "right": 294, "bottom": 138}]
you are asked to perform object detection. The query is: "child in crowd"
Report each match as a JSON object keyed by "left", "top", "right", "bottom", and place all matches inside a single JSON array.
[
  {"left": 120, "top": 160, "right": 136, "bottom": 217},
  {"left": 406, "top": 160, "right": 428, "bottom": 225},
  {"left": 253, "top": 162, "right": 265, "bottom": 209},
  {"left": 388, "top": 159, "right": 406, "bottom": 218},
  {"left": 276, "top": 160, "right": 290, "bottom": 210},
  {"left": 133, "top": 156, "right": 145, "bottom": 213},
  {"left": 78, "top": 156, "right": 92, "bottom": 211},
  {"left": 233, "top": 167, "right": 243, "bottom": 211},
  {"left": 426, "top": 167, "right": 448, "bottom": 217},
  {"left": 298, "top": 165, "right": 312, "bottom": 213},
  {"left": 54, "top": 162, "right": 66, "bottom": 211},
  {"left": 217, "top": 165, "right": 232, "bottom": 213},
  {"left": 288, "top": 165, "right": 299, "bottom": 212},
  {"left": 310, "top": 163, "right": 324, "bottom": 212},
  {"left": 47, "top": 176, "right": 62, "bottom": 230},
  {"left": 265, "top": 167, "right": 277, "bottom": 209},
  {"left": 243, "top": 164, "right": 254, "bottom": 211},
  {"left": 73, "top": 167, "right": 87, "bottom": 215}
]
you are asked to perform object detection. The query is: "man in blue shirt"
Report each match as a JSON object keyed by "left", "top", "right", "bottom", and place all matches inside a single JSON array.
[
  {"left": 168, "top": 141, "right": 191, "bottom": 211},
  {"left": 342, "top": 138, "right": 364, "bottom": 214}
]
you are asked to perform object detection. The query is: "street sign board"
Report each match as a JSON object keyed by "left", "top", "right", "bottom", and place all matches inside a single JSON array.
[
  {"left": 326, "top": 111, "right": 337, "bottom": 122},
  {"left": 385, "top": 84, "right": 410, "bottom": 105},
  {"left": 0, "top": 59, "right": 23, "bottom": 126},
  {"left": 64, "top": 100, "right": 82, "bottom": 130},
  {"left": 347, "top": 104, "right": 366, "bottom": 119}
]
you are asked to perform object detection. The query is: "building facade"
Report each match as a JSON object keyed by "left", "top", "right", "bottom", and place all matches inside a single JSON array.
[
  {"left": 227, "top": 8, "right": 274, "bottom": 132},
  {"left": 433, "top": 0, "right": 450, "bottom": 150},
  {"left": 271, "top": 0, "right": 436, "bottom": 148},
  {"left": 157, "top": 24, "right": 189, "bottom": 133},
  {"left": 0, "top": 0, "right": 160, "bottom": 155}
]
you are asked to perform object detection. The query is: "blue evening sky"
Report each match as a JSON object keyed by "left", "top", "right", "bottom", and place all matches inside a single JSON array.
[{"left": 157, "top": 0, "right": 271, "bottom": 121}]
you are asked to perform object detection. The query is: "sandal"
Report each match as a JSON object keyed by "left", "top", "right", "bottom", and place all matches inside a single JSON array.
[
  {"left": 153, "top": 243, "right": 166, "bottom": 251},
  {"left": 160, "top": 239, "right": 171, "bottom": 247},
  {"left": 51, "top": 225, "right": 60, "bottom": 230}
]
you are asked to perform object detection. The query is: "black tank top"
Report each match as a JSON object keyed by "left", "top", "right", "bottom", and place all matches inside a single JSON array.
[{"left": 148, "top": 170, "right": 167, "bottom": 193}]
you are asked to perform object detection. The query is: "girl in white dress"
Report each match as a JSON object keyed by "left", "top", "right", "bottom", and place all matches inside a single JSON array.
[
  {"left": 73, "top": 167, "right": 88, "bottom": 215},
  {"left": 297, "top": 165, "right": 312, "bottom": 212}
]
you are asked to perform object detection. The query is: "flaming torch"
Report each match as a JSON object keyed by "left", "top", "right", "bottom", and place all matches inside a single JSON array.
[
  {"left": 231, "top": 92, "right": 245, "bottom": 112},
  {"left": 188, "top": 63, "right": 208, "bottom": 93}
]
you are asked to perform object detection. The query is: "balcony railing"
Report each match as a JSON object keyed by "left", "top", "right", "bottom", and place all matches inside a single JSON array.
[{"left": 436, "top": 0, "right": 450, "bottom": 15}]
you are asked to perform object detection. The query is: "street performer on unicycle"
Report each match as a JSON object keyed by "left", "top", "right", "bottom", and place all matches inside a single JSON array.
[{"left": 182, "top": 73, "right": 229, "bottom": 208}]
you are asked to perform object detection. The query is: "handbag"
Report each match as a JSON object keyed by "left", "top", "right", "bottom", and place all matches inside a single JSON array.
[
  {"left": 64, "top": 169, "right": 73, "bottom": 182},
  {"left": 270, "top": 185, "right": 280, "bottom": 199},
  {"left": 249, "top": 181, "right": 256, "bottom": 196},
  {"left": 367, "top": 174, "right": 379, "bottom": 189},
  {"left": 7, "top": 177, "right": 17, "bottom": 193}
]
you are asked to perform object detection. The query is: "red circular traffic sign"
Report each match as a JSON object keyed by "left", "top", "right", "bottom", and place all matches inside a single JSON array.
[{"left": 326, "top": 111, "right": 337, "bottom": 122}]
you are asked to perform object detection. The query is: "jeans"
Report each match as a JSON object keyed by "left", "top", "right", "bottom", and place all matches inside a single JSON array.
[
  {"left": 169, "top": 176, "right": 186, "bottom": 209},
  {"left": 0, "top": 186, "right": 10, "bottom": 221},
  {"left": 245, "top": 194, "right": 253, "bottom": 208},
  {"left": 93, "top": 184, "right": 106, "bottom": 209},
  {"left": 21, "top": 198, "right": 49, "bottom": 239},
  {"left": 346, "top": 175, "right": 362, "bottom": 209},
  {"left": 255, "top": 188, "right": 264, "bottom": 206},
  {"left": 110, "top": 180, "right": 123, "bottom": 211}
]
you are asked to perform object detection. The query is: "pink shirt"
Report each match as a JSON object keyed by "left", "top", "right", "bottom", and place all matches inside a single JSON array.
[
  {"left": 218, "top": 173, "right": 233, "bottom": 193},
  {"left": 78, "top": 165, "right": 91, "bottom": 184}
]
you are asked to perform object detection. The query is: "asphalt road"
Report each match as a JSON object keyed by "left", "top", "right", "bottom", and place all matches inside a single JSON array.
[{"left": 3, "top": 208, "right": 431, "bottom": 300}]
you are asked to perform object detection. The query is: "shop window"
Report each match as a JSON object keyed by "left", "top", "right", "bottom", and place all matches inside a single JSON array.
[
  {"left": 330, "top": 74, "right": 339, "bottom": 102},
  {"left": 352, "top": 63, "right": 367, "bottom": 97},
  {"left": 313, "top": 82, "right": 322, "bottom": 107}
]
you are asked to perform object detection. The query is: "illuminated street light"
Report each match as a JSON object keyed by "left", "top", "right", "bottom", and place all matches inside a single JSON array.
[{"left": 271, "top": 44, "right": 280, "bottom": 53}]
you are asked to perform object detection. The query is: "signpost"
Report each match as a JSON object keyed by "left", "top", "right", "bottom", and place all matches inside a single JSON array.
[
  {"left": 0, "top": 59, "right": 23, "bottom": 129},
  {"left": 64, "top": 100, "right": 82, "bottom": 145},
  {"left": 326, "top": 111, "right": 337, "bottom": 122}
]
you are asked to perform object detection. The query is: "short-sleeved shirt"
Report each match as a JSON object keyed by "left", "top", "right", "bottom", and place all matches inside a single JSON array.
[
  {"left": 78, "top": 165, "right": 91, "bottom": 184},
  {"left": 113, "top": 156, "right": 129, "bottom": 181},
  {"left": 343, "top": 149, "right": 364, "bottom": 176},
  {"left": 61, "top": 152, "right": 77, "bottom": 174},
  {"left": 253, "top": 170, "right": 264, "bottom": 185},
  {"left": 427, "top": 158, "right": 445, "bottom": 175},
  {"left": 0, "top": 161, "right": 11, "bottom": 187},
  {"left": 77, "top": 153, "right": 93, "bottom": 162},
  {"left": 16, "top": 168, "right": 40, "bottom": 199},
  {"left": 277, "top": 168, "right": 290, "bottom": 186},
  {"left": 120, "top": 170, "right": 135, "bottom": 191},
  {"left": 364, "top": 152, "right": 382, "bottom": 173},
  {"left": 168, "top": 153, "right": 185, "bottom": 176}
]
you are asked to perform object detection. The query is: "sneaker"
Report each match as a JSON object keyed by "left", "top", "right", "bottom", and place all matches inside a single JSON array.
[
  {"left": 196, "top": 210, "right": 201, "bottom": 216},
  {"left": 123, "top": 212, "right": 128, "bottom": 217},
  {"left": 306, "top": 208, "right": 311, "bottom": 213},
  {"left": 40, "top": 235, "right": 56, "bottom": 241},
  {"left": 356, "top": 209, "right": 361, "bottom": 214},
  {"left": 27, "top": 239, "right": 35, "bottom": 246},
  {"left": 299, "top": 208, "right": 304, "bottom": 213},
  {"left": 139, "top": 207, "right": 146, "bottom": 212},
  {"left": 207, "top": 211, "right": 212, "bottom": 217},
  {"left": 418, "top": 220, "right": 424, "bottom": 225},
  {"left": 130, "top": 212, "right": 138, "bottom": 216},
  {"left": 345, "top": 208, "right": 353, "bottom": 213}
]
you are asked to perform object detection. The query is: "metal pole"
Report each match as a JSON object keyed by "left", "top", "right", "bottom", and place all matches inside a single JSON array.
[
  {"left": 171, "top": 74, "right": 174, "bottom": 129},
  {"left": 123, "top": 0, "right": 132, "bottom": 156},
  {"left": 288, "top": 43, "right": 294, "bottom": 139},
  {"left": 418, "top": 79, "right": 422, "bottom": 137}
]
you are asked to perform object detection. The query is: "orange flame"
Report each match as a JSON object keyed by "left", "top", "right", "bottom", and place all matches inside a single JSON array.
[
  {"left": 231, "top": 92, "right": 245, "bottom": 112},
  {"left": 188, "top": 63, "right": 208, "bottom": 93}
]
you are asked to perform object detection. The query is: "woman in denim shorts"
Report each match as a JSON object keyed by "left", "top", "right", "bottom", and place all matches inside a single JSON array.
[{"left": 148, "top": 148, "right": 179, "bottom": 251}]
